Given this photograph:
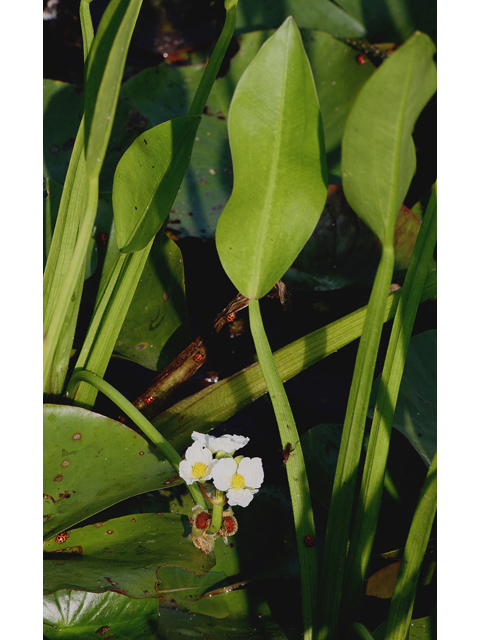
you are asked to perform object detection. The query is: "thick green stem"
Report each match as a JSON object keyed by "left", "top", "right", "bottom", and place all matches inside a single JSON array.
[
  {"left": 208, "top": 493, "right": 225, "bottom": 534},
  {"left": 249, "top": 298, "right": 317, "bottom": 640},
  {"left": 342, "top": 184, "right": 437, "bottom": 620},
  {"left": 66, "top": 370, "right": 207, "bottom": 508},
  {"left": 317, "top": 244, "right": 396, "bottom": 640}
]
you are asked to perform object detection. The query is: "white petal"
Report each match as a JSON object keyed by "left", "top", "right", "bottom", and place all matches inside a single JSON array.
[
  {"left": 185, "top": 440, "right": 212, "bottom": 465},
  {"left": 204, "top": 458, "right": 218, "bottom": 479},
  {"left": 191, "top": 432, "right": 208, "bottom": 446},
  {"left": 211, "top": 457, "right": 237, "bottom": 491},
  {"left": 192, "top": 431, "right": 249, "bottom": 453},
  {"left": 226, "top": 488, "right": 255, "bottom": 507},
  {"left": 179, "top": 459, "right": 195, "bottom": 485},
  {"left": 238, "top": 457, "right": 264, "bottom": 489},
  {"left": 208, "top": 434, "right": 250, "bottom": 454},
  {"left": 184, "top": 440, "right": 202, "bottom": 462}
]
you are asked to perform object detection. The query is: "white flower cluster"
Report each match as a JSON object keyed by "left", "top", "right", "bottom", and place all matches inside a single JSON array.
[{"left": 179, "top": 431, "right": 264, "bottom": 507}]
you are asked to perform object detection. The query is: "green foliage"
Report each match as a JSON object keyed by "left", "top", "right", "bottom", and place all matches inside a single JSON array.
[
  {"left": 342, "top": 33, "right": 436, "bottom": 246},
  {"left": 43, "top": 591, "right": 159, "bottom": 639},
  {"left": 44, "top": 3, "right": 437, "bottom": 638},
  {"left": 216, "top": 17, "right": 328, "bottom": 299},
  {"left": 84, "top": 0, "right": 143, "bottom": 179},
  {"left": 317, "top": 32, "right": 436, "bottom": 639},
  {"left": 114, "top": 231, "right": 190, "bottom": 370},
  {"left": 44, "top": 512, "right": 214, "bottom": 597},
  {"left": 43, "top": 405, "right": 179, "bottom": 540},
  {"left": 113, "top": 116, "right": 201, "bottom": 252},
  {"left": 369, "top": 330, "right": 437, "bottom": 466}
]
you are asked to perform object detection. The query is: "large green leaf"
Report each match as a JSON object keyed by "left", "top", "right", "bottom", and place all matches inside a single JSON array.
[
  {"left": 112, "top": 115, "right": 201, "bottom": 252},
  {"left": 118, "top": 29, "right": 373, "bottom": 243},
  {"left": 43, "top": 591, "right": 158, "bottom": 639},
  {"left": 43, "top": 405, "right": 180, "bottom": 540},
  {"left": 341, "top": 32, "right": 436, "bottom": 246},
  {"left": 369, "top": 330, "right": 436, "bottom": 466},
  {"left": 216, "top": 17, "right": 328, "bottom": 299},
  {"left": 43, "top": 512, "right": 214, "bottom": 598},
  {"left": 209, "top": 29, "right": 375, "bottom": 183}
]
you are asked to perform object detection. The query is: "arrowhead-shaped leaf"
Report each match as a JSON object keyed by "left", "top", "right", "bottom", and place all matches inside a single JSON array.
[{"left": 216, "top": 16, "right": 328, "bottom": 299}]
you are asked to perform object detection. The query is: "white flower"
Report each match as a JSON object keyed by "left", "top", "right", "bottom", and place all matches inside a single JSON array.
[
  {"left": 191, "top": 431, "right": 250, "bottom": 454},
  {"left": 179, "top": 441, "right": 217, "bottom": 485},
  {"left": 211, "top": 457, "right": 264, "bottom": 507}
]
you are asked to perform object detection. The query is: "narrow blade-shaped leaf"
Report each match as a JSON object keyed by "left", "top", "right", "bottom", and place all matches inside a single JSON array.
[
  {"left": 84, "top": 0, "right": 143, "bottom": 179},
  {"left": 341, "top": 32, "right": 436, "bottom": 246},
  {"left": 216, "top": 16, "right": 328, "bottom": 299},
  {"left": 113, "top": 116, "right": 201, "bottom": 252}
]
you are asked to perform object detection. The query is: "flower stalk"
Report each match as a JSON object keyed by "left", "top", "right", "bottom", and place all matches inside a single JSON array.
[{"left": 208, "top": 493, "right": 225, "bottom": 535}]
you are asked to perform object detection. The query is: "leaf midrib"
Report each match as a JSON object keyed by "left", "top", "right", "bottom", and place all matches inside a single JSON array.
[
  {"left": 250, "top": 27, "right": 292, "bottom": 297},
  {"left": 373, "top": 44, "right": 416, "bottom": 245}
]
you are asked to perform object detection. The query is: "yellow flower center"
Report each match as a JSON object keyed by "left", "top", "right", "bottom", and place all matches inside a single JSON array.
[
  {"left": 192, "top": 462, "right": 208, "bottom": 479},
  {"left": 231, "top": 473, "right": 245, "bottom": 490}
]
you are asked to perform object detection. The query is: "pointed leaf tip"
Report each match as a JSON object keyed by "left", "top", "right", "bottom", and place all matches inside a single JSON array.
[{"left": 216, "top": 17, "right": 328, "bottom": 299}]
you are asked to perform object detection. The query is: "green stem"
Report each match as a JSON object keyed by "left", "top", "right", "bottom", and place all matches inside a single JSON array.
[
  {"left": 249, "top": 298, "right": 317, "bottom": 640},
  {"left": 43, "top": 177, "right": 99, "bottom": 390},
  {"left": 384, "top": 453, "right": 437, "bottom": 640},
  {"left": 66, "top": 370, "right": 207, "bottom": 509},
  {"left": 317, "top": 244, "right": 396, "bottom": 640},
  {"left": 153, "top": 272, "right": 436, "bottom": 453},
  {"left": 342, "top": 184, "right": 437, "bottom": 620},
  {"left": 208, "top": 492, "right": 225, "bottom": 534},
  {"left": 188, "top": 0, "right": 238, "bottom": 117}
]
